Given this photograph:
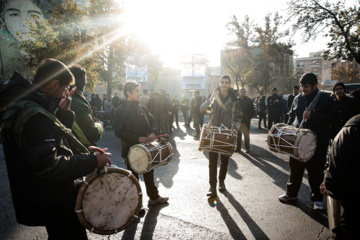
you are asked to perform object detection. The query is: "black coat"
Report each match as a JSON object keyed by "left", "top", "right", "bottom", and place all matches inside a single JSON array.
[
  {"left": 0, "top": 75, "right": 97, "bottom": 226},
  {"left": 267, "top": 94, "right": 282, "bottom": 116},
  {"left": 238, "top": 96, "right": 255, "bottom": 124},
  {"left": 113, "top": 100, "right": 159, "bottom": 157},
  {"left": 288, "top": 89, "right": 338, "bottom": 151},
  {"left": 330, "top": 96, "right": 360, "bottom": 139}
]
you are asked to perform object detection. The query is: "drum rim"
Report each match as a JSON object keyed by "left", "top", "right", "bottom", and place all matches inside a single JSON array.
[
  {"left": 128, "top": 144, "right": 153, "bottom": 174},
  {"left": 75, "top": 167, "right": 142, "bottom": 235}
]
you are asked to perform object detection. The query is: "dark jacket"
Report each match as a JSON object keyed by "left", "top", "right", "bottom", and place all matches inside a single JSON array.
[
  {"left": 267, "top": 94, "right": 282, "bottom": 116},
  {"left": 0, "top": 74, "right": 97, "bottom": 226},
  {"left": 288, "top": 89, "right": 338, "bottom": 150},
  {"left": 147, "top": 96, "right": 162, "bottom": 118},
  {"left": 287, "top": 93, "right": 297, "bottom": 110},
  {"left": 113, "top": 100, "right": 159, "bottom": 157},
  {"left": 330, "top": 96, "right": 360, "bottom": 139},
  {"left": 71, "top": 90, "right": 103, "bottom": 146},
  {"left": 258, "top": 98, "right": 266, "bottom": 113},
  {"left": 238, "top": 96, "right": 255, "bottom": 124},
  {"left": 190, "top": 95, "right": 202, "bottom": 115},
  {"left": 324, "top": 114, "right": 360, "bottom": 238},
  {"left": 200, "top": 89, "right": 242, "bottom": 130}
]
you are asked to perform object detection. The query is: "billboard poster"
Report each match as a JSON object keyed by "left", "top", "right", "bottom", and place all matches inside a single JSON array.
[
  {"left": 126, "top": 53, "right": 148, "bottom": 84},
  {"left": 181, "top": 54, "right": 206, "bottom": 89}
]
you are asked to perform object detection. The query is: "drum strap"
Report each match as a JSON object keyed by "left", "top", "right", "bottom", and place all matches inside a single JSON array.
[{"left": 139, "top": 106, "right": 150, "bottom": 133}]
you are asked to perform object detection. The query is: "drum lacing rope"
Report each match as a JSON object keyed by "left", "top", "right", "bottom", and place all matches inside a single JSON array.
[
  {"left": 148, "top": 144, "right": 173, "bottom": 166},
  {"left": 268, "top": 125, "right": 300, "bottom": 159},
  {"left": 200, "top": 125, "right": 236, "bottom": 156},
  {"left": 74, "top": 206, "right": 83, "bottom": 213}
]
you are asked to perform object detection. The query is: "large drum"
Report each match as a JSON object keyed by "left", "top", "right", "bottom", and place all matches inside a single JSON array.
[
  {"left": 198, "top": 124, "right": 237, "bottom": 157},
  {"left": 267, "top": 123, "right": 317, "bottom": 162},
  {"left": 75, "top": 167, "right": 142, "bottom": 235},
  {"left": 128, "top": 140, "right": 173, "bottom": 174}
]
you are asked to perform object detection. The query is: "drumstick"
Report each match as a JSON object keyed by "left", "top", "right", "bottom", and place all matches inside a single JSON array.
[
  {"left": 87, "top": 146, "right": 112, "bottom": 165},
  {"left": 155, "top": 134, "right": 169, "bottom": 139}
]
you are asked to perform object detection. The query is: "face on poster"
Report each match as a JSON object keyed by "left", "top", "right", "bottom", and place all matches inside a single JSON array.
[{"left": 0, "top": 0, "right": 45, "bottom": 42}]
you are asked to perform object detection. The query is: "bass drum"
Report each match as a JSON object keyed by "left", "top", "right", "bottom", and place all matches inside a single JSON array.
[{"left": 75, "top": 166, "right": 142, "bottom": 235}]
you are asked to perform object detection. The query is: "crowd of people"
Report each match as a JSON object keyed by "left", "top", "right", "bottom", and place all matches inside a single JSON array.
[{"left": 1, "top": 58, "right": 359, "bottom": 239}]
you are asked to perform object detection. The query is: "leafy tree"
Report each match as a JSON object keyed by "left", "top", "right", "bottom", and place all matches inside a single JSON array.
[
  {"left": 225, "top": 13, "right": 294, "bottom": 95},
  {"left": 331, "top": 61, "right": 360, "bottom": 83},
  {"left": 287, "top": 0, "right": 360, "bottom": 64},
  {"left": 18, "top": 0, "right": 103, "bottom": 92}
]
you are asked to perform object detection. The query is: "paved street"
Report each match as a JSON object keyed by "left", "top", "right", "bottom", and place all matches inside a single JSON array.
[{"left": 0, "top": 117, "right": 332, "bottom": 240}]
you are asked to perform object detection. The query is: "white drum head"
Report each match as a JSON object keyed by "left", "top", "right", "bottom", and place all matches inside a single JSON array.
[
  {"left": 82, "top": 172, "right": 139, "bottom": 231},
  {"left": 128, "top": 146, "right": 151, "bottom": 174},
  {"left": 296, "top": 130, "right": 317, "bottom": 162}
]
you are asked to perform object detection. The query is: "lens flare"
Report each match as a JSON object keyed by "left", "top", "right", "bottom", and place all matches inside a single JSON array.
[{"left": 214, "top": 200, "right": 217, "bottom": 206}]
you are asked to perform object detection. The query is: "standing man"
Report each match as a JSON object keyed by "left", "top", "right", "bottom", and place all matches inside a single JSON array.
[
  {"left": 267, "top": 88, "right": 282, "bottom": 130},
  {"left": 190, "top": 90, "right": 203, "bottom": 138},
  {"left": 112, "top": 93, "right": 121, "bottom": 109},
  {"left": 103, "top": 95, "right": 113, "bottom": 126},
  {"left": 258, "top": 96, "right": 267, "bottom": 129},
  {"left": 0, "top": 59, "right": 111, "bottom": 239},
  {"left": 181, "top": 95, "right": 190, "bottom": 127},
  {"left": 278, "top": 73, "right": 337, "bottom": 210},
  {"left": 320, "top": 114, "right": 360, "bottom": 239},
  {"left": 200, "top": 75, "right": 242, "bottom": 197},
  {"left": 69, "top": 65, "right": 104, "bottom": 147},
  {"left": 113, "top": 82, "right": 169, "bottom": 207},
  {"left": 287, "top": 86, "right": 299, "bottom": 110},
  {"left": 330, "top": 82, "right": 360, "bottom": 139},
  {"left": 139, "top": 89, "right": 150, "bottom": 106},
  {"left": 236, "top": 88, "right": 255, "bottom": 153},
  {"left": 171, "top": 95, "right": 180, "bottom": 129}
]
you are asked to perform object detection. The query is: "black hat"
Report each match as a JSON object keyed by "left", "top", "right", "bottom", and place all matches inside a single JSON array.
[
  {"left": 272, "top": 88, "right": 277, "bottom": 91},
  {"left": 333, "top": 82, "right": 346, "bottom": 93},
  {"left": 300, "top": 73, "right": 318, "bottom": 85}
]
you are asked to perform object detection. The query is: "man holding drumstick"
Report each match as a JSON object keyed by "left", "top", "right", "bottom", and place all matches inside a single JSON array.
[
  {"left": 278, "top": 73, "right": 337, "bottom": 210},
  {"left": 200, "top": 75, "right": 242, "bottom": 197},
  {"left": 0, "top": 59, "right": 111, "bottom": 239},
  {"left": 113, "top": 82, "right": 169, "bottom": 208}
]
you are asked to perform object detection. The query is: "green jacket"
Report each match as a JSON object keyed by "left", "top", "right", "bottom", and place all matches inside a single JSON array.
[{"left": 71, "top": 90, "right": 103, "bottom": 146}]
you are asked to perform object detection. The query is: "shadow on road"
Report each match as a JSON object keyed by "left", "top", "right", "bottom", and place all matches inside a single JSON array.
[
  {"left": 213, "top": 198, "right": 247, "bottom": 239},
  {"left": 239, "top": 145, "right": 328, "bottom": 228},
  {"left": 223, "top": 191, "right": 270, "bottom": 239}
]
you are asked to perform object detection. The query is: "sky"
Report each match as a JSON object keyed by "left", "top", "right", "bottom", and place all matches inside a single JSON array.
[{"left": 121, "top": 0, "right": 333, "bottom": 68}]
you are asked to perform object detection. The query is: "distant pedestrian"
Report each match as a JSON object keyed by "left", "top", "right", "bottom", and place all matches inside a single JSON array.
[
  {"left": 171, "top": 95, "right": 180, "bottom": 129},
  {"left": 287, "top": 86, "right": 299, "bottom": 110},
  {"left": 190, "top": 90, "right": 203, "bottom": 138},
  {"left": 181, "top": 96, "right": 190, "bottom": 127},
  {"left": 330, "top": 82, "right": 360, "bottom": 139},
  {"left": 258, "top": 96, "right": 267, "bottom": 129},
  {"left": 139, "top": 89, "right": 150, "bottom": 106},
  {"left": 267, "top": 88, "right": 282, "bottom": 130},
  {"left": 236, "top": 88, "right": 255, "bottom": 153}
]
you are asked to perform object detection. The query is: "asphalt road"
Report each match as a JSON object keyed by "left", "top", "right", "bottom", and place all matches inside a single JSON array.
[{"left": 0, "top": 117, "right": 332, "bottom": 240}]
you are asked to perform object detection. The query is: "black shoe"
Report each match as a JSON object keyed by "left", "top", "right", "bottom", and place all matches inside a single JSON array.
[
  {"left": 219, "top": 182, "right": 226, "bottom": 192},
  {"left": 206, "top": 187, "right": 217, "bottom": 197}
]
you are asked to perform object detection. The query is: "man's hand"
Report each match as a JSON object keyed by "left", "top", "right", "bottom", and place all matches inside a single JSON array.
[
  {"left": 320, "top": 181, "right": 328, "bottom": 195},
  {"left": 138, "top": 137, "right": 148, "bottom": 143},
  {"left": 147, "top": 133, "right": 156, "bottom": 142},
  {"left": 303, "top": 107, "right": 311, "bottom": 120},
  {"left": 59, "top": 87, "right": 76, "bottom": 111},
  {"left": 94, "top": 148, "right": 112, "bottom": 168}
]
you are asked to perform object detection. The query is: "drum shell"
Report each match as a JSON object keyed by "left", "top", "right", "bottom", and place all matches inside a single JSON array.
[
  {"left": 128, "top": 141, "right": 173, "bottom": 174},
  {"left": 75, "top": 167, "right": 142, "bottom": 235},
  {"left": 198, "top": 124, "right": 237, "bottom": 157},
  {"left": 267, "top": 123, "right": 317, "bottom": 162}
]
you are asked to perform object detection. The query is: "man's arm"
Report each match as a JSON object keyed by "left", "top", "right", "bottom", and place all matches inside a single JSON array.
[{"left": 21, "top": 114, "right": 98, "bottom": 182}]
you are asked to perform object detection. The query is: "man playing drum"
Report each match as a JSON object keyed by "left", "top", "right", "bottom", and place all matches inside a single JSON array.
[
  {"left": 0, "top": 59, "right": 111, "bottom": 239},
  {"left": 278, "top": 73, "right": 337, "bottom": 211},
  {"left": 113, "top": 82, "right": 169, "bottom": 209},
  {"left": 200, "top": 75, "right": 242, "bottom": 197}
]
